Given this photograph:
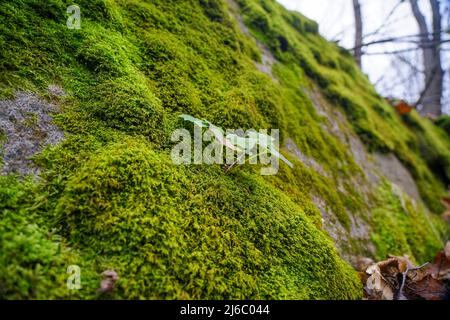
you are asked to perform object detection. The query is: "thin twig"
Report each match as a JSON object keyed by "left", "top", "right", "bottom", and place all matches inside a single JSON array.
[{"left": 398, "top": 262, "right": 430, "bottom": 300}]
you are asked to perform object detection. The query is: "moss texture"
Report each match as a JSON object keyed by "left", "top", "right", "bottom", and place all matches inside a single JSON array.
[
  {"left": 0, "top": 0, "right": 448, "bottom": 299},
  {"left": 435, "top": 115, "right": 450, "bottom": 137},
  {"left": 370, "top": 182, "right": 447, "bottom": 263}
]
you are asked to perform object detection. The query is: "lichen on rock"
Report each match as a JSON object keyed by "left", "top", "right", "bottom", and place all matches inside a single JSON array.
[{"left": 0, "top": 91, "right": 64, "bottom": 176}]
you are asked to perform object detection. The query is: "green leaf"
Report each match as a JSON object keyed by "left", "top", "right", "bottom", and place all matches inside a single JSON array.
[
  {"left": 226, "top": 134, "right": 256, "bottom": 154},
  {"left": 179, "top": 114, "right": 293, "bottom": 168},
  {"left": 209, "top": 125, "right": 238, "bottom": 151}
]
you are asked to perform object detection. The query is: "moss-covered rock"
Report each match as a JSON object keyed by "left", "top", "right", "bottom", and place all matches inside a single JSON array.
[{"left": 0, "top": 0, "right": 448, "bottom": 299}]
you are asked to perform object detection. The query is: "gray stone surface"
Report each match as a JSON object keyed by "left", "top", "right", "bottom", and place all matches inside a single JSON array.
[
  {"left": 374, "top": 152, "right": 421, "bottom": 203},
  {"left": 0, "top": 91, "right": 64, "bottom": 176},
  {"left": 305, "top": 85, "right": 423, "bottom": 263},
  {"left": 226, "top": 0, "right": 278, "bottom": 80},
  {"left": 222, "top": 2, "right": 428, "bottom": 265},
  {"left": 285, "top": 138, "right": 329, "bottom": 177}
]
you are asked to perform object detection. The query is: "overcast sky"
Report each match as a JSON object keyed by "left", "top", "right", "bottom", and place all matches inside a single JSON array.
[{"left": 276, "top": 0, "right": 450, "bottom": 114}]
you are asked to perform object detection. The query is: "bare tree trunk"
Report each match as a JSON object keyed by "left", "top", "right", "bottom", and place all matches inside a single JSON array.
[
  {"left": 446, "top": 0, "right": 450, "bottom": 33},
  {"left": 448, "top": 0, "right": 450, "bottom": 33},
  {"left": 429, "top": 0, "right": 444, "bottom": 116},
  {"left": 353, "top": 0, "right": 363, "bottom": 68},
  {"left": 410, "top": 0, "right": 443, "bottom": 117}
]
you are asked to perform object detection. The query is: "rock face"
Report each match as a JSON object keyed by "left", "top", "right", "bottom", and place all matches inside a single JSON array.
[
  {"left": 289, "top": 85, "right": 427, "bottom": 265},
  {"left": 0, "top": 0, "right": 448, "bottom": 299},
  {"left": 226, "top": 0, "right": 438, "bottom": 266},
  {"left": 374, "top": 152, "right": 421, "bottom": 203},
  {"left": 227, "top": 0, "right": 278, "bottom": 81},
  {"left": 0, "top": 91, "right": 64, "bottom": 176}
]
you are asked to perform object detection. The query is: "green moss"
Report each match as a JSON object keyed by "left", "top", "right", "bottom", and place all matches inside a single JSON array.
[
  {"left": 0, "top": 176, "right": 99, "bottom": 299},
  {"left": 0, "top": 0, "right": 448, "bottom": 299},
  {"left": 435, "top": 115, "right": 450, "bottom": 137},
  {"left": 89, "top": 74, "right": 166, "bottom": 140},
  {"left": 0, "top": 130, "right": 5, "bottom": 144},
  {"left": 236, "top": 0, "right": 448, "bottom": 213},
  {"left": 50, "top": 137, "right": 361, "bottom": 299},
  {"left": 370, "top": 182, "right": 446, "bottom": 263}
]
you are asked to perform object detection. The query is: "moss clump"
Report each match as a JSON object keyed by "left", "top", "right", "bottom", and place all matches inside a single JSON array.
[
  {"left": 399, "top": 113, "right": 450, "bottom": 211},
  {"left": 51, "top": 137, "right": 361, "bottom": 299},
  {"left": 0, "top": 176, "right": 99, "bottom": 299},
  {"left": 0, "top": 0, "right": 448, "bottom": 299},
  {"left": 370, "top": 182, "right": 446, "bottom": 263},
  {"left": 89, "top": 75, "right": 166, "bottom": 140},
  {"left": 435, "top": 115, "right": 450, "bottom": 137}
]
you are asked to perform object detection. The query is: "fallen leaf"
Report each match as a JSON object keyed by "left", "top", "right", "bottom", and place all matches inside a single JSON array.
[
  {"left": 355, "top": 256, "right": 374, "bottom": 272},
  {"left": 366, "top": 264, "right": 394, "bottom": 300},
  {"left": 99, "top": 270, "right": 119, "bottom": 294},
  {"left": 429, "top": 250, "right": 450, "bottom": 281},
  {"left": 405, "top": 274, "right": 448, "bottom": 300}
]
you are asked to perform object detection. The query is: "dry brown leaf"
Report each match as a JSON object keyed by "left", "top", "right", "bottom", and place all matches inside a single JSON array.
[
  {"left": 430, "top": 250, "right": 450, "bottom": 281},
  {"left": 99, "top": 269, "right": 119, "bottom": 294},
  {"left": 363, "top": 244, "right": 450, "bottom": 300},
  {"left": 406, "top": 274, "right": 448, "bottom": 300},
  {"left": 387, "top": 255, "right": 414, "bottom": 273},
  {"left": 366, "top": 264, "right": 395, "bottom": 300},
  {"left": 363, "top": 254, "right": 450, "bottom": 300},
  {"left": 355, "top": 257, "right": 374, "bottom": 272}
]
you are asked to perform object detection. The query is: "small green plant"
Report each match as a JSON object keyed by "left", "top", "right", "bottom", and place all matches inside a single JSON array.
[{"left": 180, "top": 114, "right": 293, "bottom": 172}]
